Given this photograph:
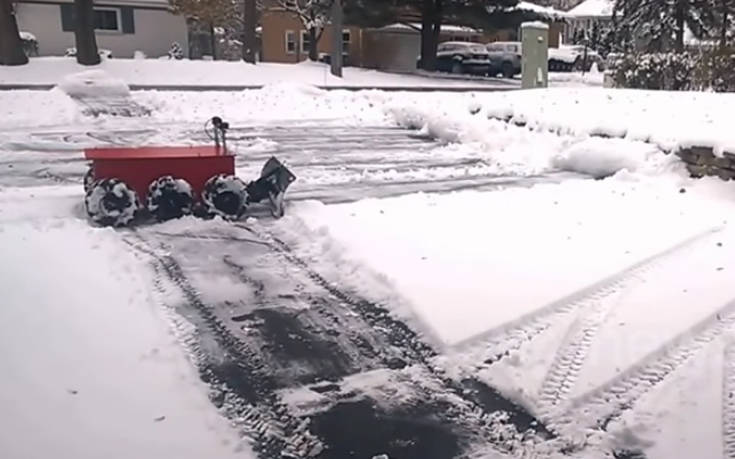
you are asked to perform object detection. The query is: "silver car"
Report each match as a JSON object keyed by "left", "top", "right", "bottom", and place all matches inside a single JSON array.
[{"left": 486, "top": 41, "right": 522, "bottom": 78}]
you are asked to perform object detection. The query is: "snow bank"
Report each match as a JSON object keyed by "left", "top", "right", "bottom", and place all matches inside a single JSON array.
[
  {"left": 57, "top": 69, "right": 131, "bottom": 99},
  {"left": 385, "top": 87, "right": 735, "bottom": 170},
  {"left": 0, "top": 218, "right": 250, "bottom": 459},
  {"left": 0, "top": 57, "right": 513, "bottom": 88}
]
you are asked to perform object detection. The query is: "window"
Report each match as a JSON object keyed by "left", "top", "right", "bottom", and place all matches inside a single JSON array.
[
  {"left": 93, "top": 8, "right": 120, "bottom": 32},
  {"left": 300, "top": 30, "right": 310, "bottom": 54},
  {"left": 285, "top": 30, "right": 296, "bottom": 54},
  {"left": 60, "top": 5, "right": 133, "bottom": 34},
  {"left": 342, "top": 29, "right": 350, "bottom": 53}
]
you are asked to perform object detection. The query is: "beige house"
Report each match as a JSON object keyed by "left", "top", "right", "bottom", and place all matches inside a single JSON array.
[{"left": 15, "top": 0, "right": 188, "bottom": 58}]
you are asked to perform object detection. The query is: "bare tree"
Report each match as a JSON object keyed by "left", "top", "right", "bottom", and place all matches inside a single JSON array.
[
  {"left": 74, "top": 0, "right": 101, "bottom": 65},
  {"left": 277, "top": 0, "right": 333, "bottom": 60},
  {"left": 0, "top": 0, "right": 29, "bottom": 65}
]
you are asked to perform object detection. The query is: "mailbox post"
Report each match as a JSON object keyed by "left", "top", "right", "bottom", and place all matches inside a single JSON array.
[{"left": 521, "top": 21, "right": 549, "bottom": 89}]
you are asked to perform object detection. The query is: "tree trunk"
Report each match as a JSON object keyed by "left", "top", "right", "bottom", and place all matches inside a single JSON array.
[
  {"left": 721, "top": 0, "right": 730, "bottom": 49},
  {"left": 74, "top": 0, "right": 100, "bottom": 65},
  {"left": 431, "top": 0, "right": 441, "bottom": 59},
  {"left": 308, "top": 27, "right": 318, "bottom": 61},
  {"left": 420, "top": 0, "right": 435, "bottom": 70},
  {"left": 209, "top": 23, "right": 217, "bottom": 60},
  {"left": 242, "top": 0, "right": 257, "bottom": 63},
  {"left": 0, "top": 0, "right": 29, "bottom": 66},
  {"left": 674, "top": 0, "right": 685, "bottom": 53},
  {"left": 330, "top": 0, "right": 343, "bottom": 77}
]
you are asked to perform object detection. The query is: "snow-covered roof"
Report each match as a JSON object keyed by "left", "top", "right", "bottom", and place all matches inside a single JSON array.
[
  {"left": 514, "top": 1, "right": 570, "bottom": 20},
  {"left": 567, "top": 0, "right": 613, "bottom": 18},
  {"left": 378, "top": 23, "right": 482, "bottom": 34}
]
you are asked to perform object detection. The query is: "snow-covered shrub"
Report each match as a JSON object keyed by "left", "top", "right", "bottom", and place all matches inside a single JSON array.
[
  {"left": 167, "top": 42, "right": 184, "bottom": 60},
  {"left": 610, "top": 52, "right": 697, "bottom": 90},
  {"left": 611, "top": 49, "right": 735, "bottom": 92},
  {"left": 692, "top": 47, "right": 735, "bottom": 92},
  {"left": 133, "top": 50, "right": 147, "bottom": 60},
  {"left": 20, "top": 31, "right": 39, "bottom": 57}
]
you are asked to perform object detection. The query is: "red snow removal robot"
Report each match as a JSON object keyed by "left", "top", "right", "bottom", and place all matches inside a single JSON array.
[{"left": 83, "top": 117, "right": 295, "bottom": 227}]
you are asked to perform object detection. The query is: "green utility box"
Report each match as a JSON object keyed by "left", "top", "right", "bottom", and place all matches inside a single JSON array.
[{"left": 521, "top": 22, "right": 549, "bottom": 89}]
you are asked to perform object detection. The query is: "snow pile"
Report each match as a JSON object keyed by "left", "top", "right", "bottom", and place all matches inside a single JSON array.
[
  {"left": 57, "top": 69, "right": 131, "bottom": 99},
  {"left": 0, "top": 218, "right": 250, "bottom": 459},
  {"left": 386, "top": 94, "right": 680, "bottom": 177},
  {"left": 551, "top": 137, "right": 672, "bottom": 178},
  {"left": 0, "top": 88, "right": 81, "bottom": 129},
  {"left": 385, "top": 87, "right": 735, "bottom": 164}
]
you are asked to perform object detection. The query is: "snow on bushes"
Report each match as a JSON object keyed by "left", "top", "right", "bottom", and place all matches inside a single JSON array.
[{"left": 610, "top": 49, "right": 735, "bottom": 92}]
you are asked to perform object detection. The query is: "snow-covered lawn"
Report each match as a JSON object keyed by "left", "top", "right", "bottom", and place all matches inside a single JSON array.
[
  {"left": 0, "top": 57, "right": 517, "bottom": 88},
  {"left": 2, "top": 81, "right": 735, "bottom": 459},
  {"left": 0, "top": 216, "right": 250, "bottom": 458},
  {"left": 0, "top": 56, "right": 603, "bottom": 89}
]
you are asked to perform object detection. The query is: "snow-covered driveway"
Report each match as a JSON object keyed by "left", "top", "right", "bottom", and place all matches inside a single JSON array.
[{"left": 2, "top": 85, "right": 735, "bottom": 459}]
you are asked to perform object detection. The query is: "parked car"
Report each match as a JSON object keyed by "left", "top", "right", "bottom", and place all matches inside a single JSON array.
[
  {"left": 548, "top": 45, "right": 604, "bottom": 72},
  {"left": 417, "top": 41, "right": 492, "bottom": 76},
  {"left": 485, "top": 41, "right": 521, "bottom": 78}
]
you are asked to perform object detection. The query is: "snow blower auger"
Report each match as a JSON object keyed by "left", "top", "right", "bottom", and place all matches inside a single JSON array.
[{"left": 83, "top": 116, "right": 296, "bottom": 227}]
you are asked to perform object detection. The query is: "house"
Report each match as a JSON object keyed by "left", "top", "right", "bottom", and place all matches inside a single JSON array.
[
  {"left": 260, "top": 9, "right": 363, "bottom": 65},
  {"left": 15, "top": 0, "right": 188, "bottom": 58},
  {"left": 564, "top": 0, "right": 613, "bottom": 43}
]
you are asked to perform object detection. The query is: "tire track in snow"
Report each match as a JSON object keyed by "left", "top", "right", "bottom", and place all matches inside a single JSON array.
[
  {"left": 448, "top": 227, "right": 722, "bottom": 367},
  {"left": 123, "top": 232, "right": 325, "bottom": 459},
  {"left": 232, "top": 222, "right": 555, "bottom": 454},
  {"left": 552, "top": 297, "right": 735, "bottom": 437},
  {"left": 723, "top": 337, "right": 735, "bottom": 459},
  {"left": 536, "top": 228, "right": 716, "bottom": 414}
]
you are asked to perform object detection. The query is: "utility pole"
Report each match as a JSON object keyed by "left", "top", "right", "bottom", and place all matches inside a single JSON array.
[{"left": 330, "top": 0, "right": 342, "bottom": 77}]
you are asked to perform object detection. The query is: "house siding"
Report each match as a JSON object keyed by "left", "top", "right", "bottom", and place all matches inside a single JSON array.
[
  {"left": 15, "top": 1, "right": 188, "bottom": 58},
  {"left": 260, "top": 10, "right": 363, "bottom": 65}
]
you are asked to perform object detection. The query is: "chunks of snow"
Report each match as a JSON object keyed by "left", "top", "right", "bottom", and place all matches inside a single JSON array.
[
  {"left": 551, "top": 137, "right": 671, "bottom": 178},
  {"left": 57, "top": 69, "right": 131, "bottom": 99}
]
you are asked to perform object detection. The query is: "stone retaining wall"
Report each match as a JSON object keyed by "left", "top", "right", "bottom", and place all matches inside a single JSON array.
[{"left": 676, "top": 146, "right": 735, "bottom": 181}]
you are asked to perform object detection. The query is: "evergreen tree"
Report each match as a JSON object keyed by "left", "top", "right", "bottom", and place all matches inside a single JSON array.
[{"left": 612, "top": 0, "right": 715, "bottom": 53}]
